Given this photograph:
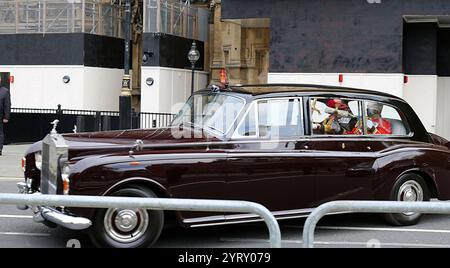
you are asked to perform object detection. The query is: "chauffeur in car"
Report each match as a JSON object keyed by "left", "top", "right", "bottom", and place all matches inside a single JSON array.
[{"left": 17, "top": 84, "right": 450, "bottom": 248}]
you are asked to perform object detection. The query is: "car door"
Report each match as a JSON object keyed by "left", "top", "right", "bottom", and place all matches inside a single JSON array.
[
  {"left": 226, "top": 97, "right": 316, "bottom": 215},
  {"left": 307, "top": 96, "right": 380, "bottom": 206}
]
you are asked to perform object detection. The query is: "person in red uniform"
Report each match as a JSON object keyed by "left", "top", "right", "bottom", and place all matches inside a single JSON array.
[
  {"left": 314, "top": 98, "right": 358, "bottom": 135},
  {"left": 366, "top": 101, "right": 392, "bottom": 135}
]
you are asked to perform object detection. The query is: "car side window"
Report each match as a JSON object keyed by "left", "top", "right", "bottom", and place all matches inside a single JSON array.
[
  {"left": 236, "top": 104, "right": 257, "bottom": 137},
  {"left": 234, "top": 98, "right": 304, "bottom": 139},
  {"left": 258, "top": 98, "right": 303, "bottom": 138},
  {"left": 310, "top": 98, "right": 364, "bottom": 135},
  {"left": 365, "top": 101, "right": 410, "bottom": 136}
]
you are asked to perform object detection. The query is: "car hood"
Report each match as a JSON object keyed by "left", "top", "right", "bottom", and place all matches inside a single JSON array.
[
  {"left": 63, "top": 127, "right": 217, "bottom": 146},
  {"left": 25, "top": 127, "right": 221, "bottom": 159}
]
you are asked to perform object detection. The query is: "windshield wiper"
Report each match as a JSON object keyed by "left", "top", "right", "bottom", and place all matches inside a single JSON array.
[
  {"left": 181, "top": 121, "right": 203, "bottom": 129},
  {"left": 204, "top": 125, "right": 223, "bottom": 134}
]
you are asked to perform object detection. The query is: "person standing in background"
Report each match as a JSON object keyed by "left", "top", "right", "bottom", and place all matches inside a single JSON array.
[{"left": 0, "top": 76, "right": 11, "bottom": 156}]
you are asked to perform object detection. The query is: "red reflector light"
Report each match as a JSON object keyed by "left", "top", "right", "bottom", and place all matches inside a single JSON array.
[
  {"left": 21, "top": 157, "right": 26, "bottom": 172},
  {"left": 404, "top": 75, "right": 409, "bottom": 84},
  {"left": 9, "top": 75, "right": 14, "bottom": 84},
  {"left": 339, "top": 74, "right": 344, "bottom": 83}
]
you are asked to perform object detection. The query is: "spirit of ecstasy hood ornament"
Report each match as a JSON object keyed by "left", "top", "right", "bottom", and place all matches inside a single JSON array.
[{"left": 50, "top": 119, "right": 59, "bottom": 135}]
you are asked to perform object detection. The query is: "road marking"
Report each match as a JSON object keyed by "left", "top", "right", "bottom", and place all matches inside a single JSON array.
[
  {"left": 219, "top": 238, "right": 450, "bottom": 248},
  {"left": 283, "top": 224, "right": 450, "bottom": 234},
  {"left": 0, "top": 214, "right": 32, "bottom": 219},
  {"left": 318, "top": 226, "right": 450, "bottom": 234},
  {"left": 314, "top": 240, "right": 450, "bottom": 248},
  {"left": 0, "top": 232, "right": 51, "bottom": 237},
  {"left": 0, "top": 178, "right": 23, "bottom": 182}
]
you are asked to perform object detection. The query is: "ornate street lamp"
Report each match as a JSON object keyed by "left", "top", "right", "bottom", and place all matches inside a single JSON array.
[
  {"left": 188, "top": 41, "right": 200, "bottom": 95},
  {"left": 120, "top": 0, "right": 132, "bottom": 130}
]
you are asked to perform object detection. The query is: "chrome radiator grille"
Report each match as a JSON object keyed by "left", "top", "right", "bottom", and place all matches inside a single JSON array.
[{"left": 41, "top": 133, "right": 68, "bottom": 195}]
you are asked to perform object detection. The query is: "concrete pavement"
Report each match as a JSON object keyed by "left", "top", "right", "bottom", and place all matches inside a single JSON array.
[
  {"left": 0, "top": 144, "right": 29, "bottom": 178},
  {"left": 2, "top": 175, "right": 450, "bottom": 248}
]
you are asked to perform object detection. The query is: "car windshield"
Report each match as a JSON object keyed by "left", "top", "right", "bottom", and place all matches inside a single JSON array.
[{"left": 171, "top": 93, "right": 245, "bottom": 134}]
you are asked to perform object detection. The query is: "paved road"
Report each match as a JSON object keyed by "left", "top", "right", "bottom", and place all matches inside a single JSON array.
[
  {"left": 0, "top": 144, "right": 28, "bottom": 178},
  {"left": 2, "top": 178, "right": 450, "bottom": 248},
  {"left": 2, "top": 145, "right": 450, "bottom": 248}
]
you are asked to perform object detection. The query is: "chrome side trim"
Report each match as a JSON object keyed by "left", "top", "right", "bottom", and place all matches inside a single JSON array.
[
  {"left": 190, "top": 218, "right": 270, "bottom": 228},
  {"left": 187, "top": 211, "right": 352, "bottom": 228},
  {"left": 68, "top": 136, "right": 426, "bottom": 151},
  {"left": 102, "top": 177, "right": 169, "bottom": 197},
  {"left": 184, "top": 208, "right": 315, "bottom": 226}
]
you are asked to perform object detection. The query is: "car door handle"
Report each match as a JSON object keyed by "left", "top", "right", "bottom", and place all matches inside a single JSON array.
[{"left": 347, "top": 167, "right": 376, "bottom": 177}]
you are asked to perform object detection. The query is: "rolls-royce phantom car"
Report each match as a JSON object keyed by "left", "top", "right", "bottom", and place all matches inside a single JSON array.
[{"left": 17, "top": 84, "right": 450, "bottom": 248}]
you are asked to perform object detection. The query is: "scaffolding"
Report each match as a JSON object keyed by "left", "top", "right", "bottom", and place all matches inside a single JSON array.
[
  {"left": 143, "top": 0, "right": 208, "bottom": 42},
  {"left": 0, "top": 0, "right": 124, "bottom": 38}
]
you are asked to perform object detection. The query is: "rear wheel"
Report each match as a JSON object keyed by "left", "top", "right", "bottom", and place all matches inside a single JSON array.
[
  {"left": 89, "top": 186, "right": 164, "bottom": 248},
  {"left": 384, "top": 174, "right": 429, "bottom": 226}
]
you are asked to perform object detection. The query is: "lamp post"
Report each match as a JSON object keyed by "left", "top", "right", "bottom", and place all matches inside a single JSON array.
[
  {"left": 188, "top": 41, "right": 200, "bottom": 95},
  {"left": 119, "top": 0, "right": 132, "bottom": 130}
]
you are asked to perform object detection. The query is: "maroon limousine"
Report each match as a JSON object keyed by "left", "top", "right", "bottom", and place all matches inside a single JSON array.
[{"left": 17, "top": 84, "right": 450, "bottom": 248}]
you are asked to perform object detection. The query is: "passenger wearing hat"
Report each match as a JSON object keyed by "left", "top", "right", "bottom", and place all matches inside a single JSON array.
[{"left": 366, "top": 101, "right": 392, "bottom": 135}]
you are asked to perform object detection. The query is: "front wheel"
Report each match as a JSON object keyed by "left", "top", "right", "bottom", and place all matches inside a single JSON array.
[
  {"left": 384, "top": 174, "right": 430, "bottom": 226},
  {"left": 89, "top": 186, "right": 164, "bottom": 248}
]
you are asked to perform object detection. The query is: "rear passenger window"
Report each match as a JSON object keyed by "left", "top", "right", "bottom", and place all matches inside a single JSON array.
[
  {"left": 365, "top": 101, "right": 410, "bottom": 136},
  {"left": 310, "top": 98, "right": 364, "bottom": 135}
]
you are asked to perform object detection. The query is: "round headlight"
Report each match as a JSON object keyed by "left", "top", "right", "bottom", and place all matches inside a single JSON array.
[
  {"left": 34, "top": 152, "right": 42, "bottom": 170},
  {"left": 61, "top": 164, "right": 71, "bottom": 195},
  {"left": 61, "top": 164, "right": 71, "bottom": 179}
]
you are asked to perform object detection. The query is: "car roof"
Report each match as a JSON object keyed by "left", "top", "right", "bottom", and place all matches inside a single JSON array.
[
  {"left": 198, "top": 83, "right": 401, "bottom": 100},
  {"left": 226, "top": 84, "right": 399, "bottom": 99}
]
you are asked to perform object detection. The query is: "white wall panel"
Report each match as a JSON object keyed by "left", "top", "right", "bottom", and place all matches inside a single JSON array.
[
  {"left": 403, "top": 75, "right": 438, "bottom": 133},
  {"left": 0, "top": 65, "right": 124, "bottom": 111},
  {"left": 437, "top": 77, "right": 450, "bottom": 140},
  {"left": 141, "top": 66, "right": 209, "bottom": 113},
  {"left": 158, "top": 69, "right": 174, "bottom": 113},
  {"left": 0, "top": 65, "right": 84, "bottom": 109},
  {"left": 268, "top": 73, "right": 404, "bottom": 98},
  {"left": 83, "top": 67, "right": 124, "bottom": 111}
]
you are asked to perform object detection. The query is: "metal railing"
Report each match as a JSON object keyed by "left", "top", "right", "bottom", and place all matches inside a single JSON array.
[
  {"left": 144, "top": 0, "right": 209, "bottom": 42},
  {"left": 0, "top": 0, "right": 124, "bottom": 38},
  {"left": 302, "top": 200, "right": 450, "bottom": 248},
  {"left": 7, "top": 106, "right": 175, "bottom": 143},
  {"left": 12, "top": 107, "right": 119, "bottom": 116},
  {"left": 11, "top": 107, "right": 175, "bottom": 129},
  {"left": 0, "top": 193, "right": 281, "bottom": 248},
  {"left": 140, "top": 111, "right": 176, "bottom": 129}
]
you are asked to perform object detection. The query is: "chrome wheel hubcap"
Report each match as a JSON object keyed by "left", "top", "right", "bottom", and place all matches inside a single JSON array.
[
  {"left": 397, "top": 180, "right": 423, "bottom": 216},
  {"left": 104, "top": 208, "right": 149, "bottom": 243},
  {"left": 114, "top": 210, "right": 139, "bottom": 232}
]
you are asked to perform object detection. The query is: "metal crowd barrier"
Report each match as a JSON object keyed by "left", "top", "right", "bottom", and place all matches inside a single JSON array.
[
  {"left": 302, "top": 200, "right": 450, "bottom": 248},
  {"left": 0, "top": 193, "right": 281, "bottom": 248}
]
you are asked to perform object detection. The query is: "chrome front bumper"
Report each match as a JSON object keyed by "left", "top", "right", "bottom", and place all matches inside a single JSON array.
[
  {"left": 17, "top": 181, "right": 92, "bottom": 230},
  {"left": 35, "top": 207, "right": 92, "bottom": 230}
]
